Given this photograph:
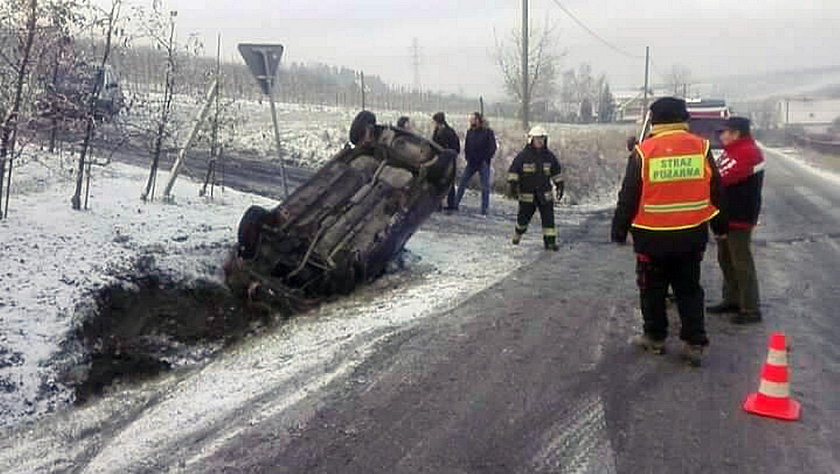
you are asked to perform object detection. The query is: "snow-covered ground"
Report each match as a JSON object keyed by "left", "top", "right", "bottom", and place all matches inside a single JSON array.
[{"left": 0, "top": 149, "right": 275, "bottom": 427}]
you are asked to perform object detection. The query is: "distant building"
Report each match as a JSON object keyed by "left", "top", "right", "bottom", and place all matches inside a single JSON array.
[
  {"left": 613, "top": 90, "right": 648, "bottom": 123},
  {"left": 779, "top": 97, "right": 840, "bottom": 130}
]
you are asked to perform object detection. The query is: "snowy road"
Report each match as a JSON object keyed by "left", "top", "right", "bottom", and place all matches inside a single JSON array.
[{"left": 1, "top": 146, "right": 838, "bottom": 472}]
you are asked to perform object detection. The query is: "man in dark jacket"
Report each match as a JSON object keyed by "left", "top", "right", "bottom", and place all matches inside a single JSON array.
[
  {"left": 454, "top": 112, "right": 496, "bottom": 216},
  {"left": 707, "top": 117, "right": 765, "bottom": 324},
  {"left": 612, "top": 97, "right": 727, "bottom": 366},
  {"left": 432, "top": 112, "right": 461, "bottom": 210},
  {"left": 508, "top": 125, "right": 564, "bottom": 251}
]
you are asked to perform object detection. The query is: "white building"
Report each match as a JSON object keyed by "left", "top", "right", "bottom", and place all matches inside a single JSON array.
[{"left": 779, "top": 97, "right": 840, "bottom": 129}]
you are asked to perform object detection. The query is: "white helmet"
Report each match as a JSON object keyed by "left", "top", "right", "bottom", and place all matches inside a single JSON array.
[{"left": 528, "top": 125, "right": 548, "bottom": 139}]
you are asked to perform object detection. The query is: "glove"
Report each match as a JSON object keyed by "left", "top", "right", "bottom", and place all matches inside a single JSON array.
[{"left": 555, "top": 181, "right": 565, "bottom": 202}]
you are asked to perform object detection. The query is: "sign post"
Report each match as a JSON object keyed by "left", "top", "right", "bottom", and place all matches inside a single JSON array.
[{"left": 238, "top": 43, "right": 289, "bottom": 199}]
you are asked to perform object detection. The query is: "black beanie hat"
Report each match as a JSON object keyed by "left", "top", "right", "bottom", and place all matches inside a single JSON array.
[
  {"left": 432, "top": 112, "right": 446, "bottom": 124},
  {"left": 650, "top": 97, "right": 690, "bottom": 124}
]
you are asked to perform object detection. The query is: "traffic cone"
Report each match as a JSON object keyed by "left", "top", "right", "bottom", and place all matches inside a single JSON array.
[{"left": 743, "top": 331, "right": 800, "bottom": 421}]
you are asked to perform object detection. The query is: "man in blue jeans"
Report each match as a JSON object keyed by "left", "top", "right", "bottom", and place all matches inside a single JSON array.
[{"left": 454, "top": 112, "right": 497, "bottom": 216}]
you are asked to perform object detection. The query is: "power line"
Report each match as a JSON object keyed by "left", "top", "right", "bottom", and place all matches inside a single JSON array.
[{"left": 547, "top": 0, "right": 642, "bottom": 59}]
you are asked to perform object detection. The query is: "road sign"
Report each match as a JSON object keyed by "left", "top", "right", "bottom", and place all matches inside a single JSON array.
[
  {"left": 237, "top": 42, "right": 289, "bottom": 199},
  {"left": 238, "top": 43, "right": 284, "bottom": 95}
]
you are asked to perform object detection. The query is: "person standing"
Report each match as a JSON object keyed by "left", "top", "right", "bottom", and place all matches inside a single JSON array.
[
  {"left": 432, "top": 112, "right": 461, "bottom": 210},
  {"left": 507, "top": 126, "right": 564, "bottom": 251},
  {"left": 612, "top": 97, "right": 727, "bottom": 366},
  {"left": 707, "top": 117, "right": 765, "bottom": 324},
  {"left": 454, "top": 112, "right": 496, "bottom": 216}
]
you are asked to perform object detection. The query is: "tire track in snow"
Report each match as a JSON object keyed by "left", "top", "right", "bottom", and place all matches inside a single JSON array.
[{"left": 529, "top": 393, "right": 616, "bottom": 474}]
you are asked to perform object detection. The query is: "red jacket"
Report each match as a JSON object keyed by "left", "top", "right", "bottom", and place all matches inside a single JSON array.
[{"left": 717, "top": 137, "right": 765, "bottom": 229}]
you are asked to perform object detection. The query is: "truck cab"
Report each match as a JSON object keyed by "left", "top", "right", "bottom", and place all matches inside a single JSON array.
[{"left": 686, "top": 98, "right": 731, "bottom": 158}]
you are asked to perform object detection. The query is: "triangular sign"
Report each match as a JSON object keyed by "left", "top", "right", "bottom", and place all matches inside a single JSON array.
[{"left": 238, "top": 43, "right": 284, "bottom": 95}]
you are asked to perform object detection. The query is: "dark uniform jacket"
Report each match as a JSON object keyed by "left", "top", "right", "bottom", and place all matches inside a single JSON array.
[
  {"left": 432, "top": 124, "right": 460, "bottom": 154},
  {"left": 508, "top": 145, "right": 563, "bottom": 202},
  {"left": 611, "top": 126, "right": 728, "bottom": 257}
]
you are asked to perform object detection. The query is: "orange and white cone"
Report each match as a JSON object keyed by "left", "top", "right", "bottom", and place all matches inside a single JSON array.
[{"left": 743, "top": 331, "right": 800, "bottom": 421}]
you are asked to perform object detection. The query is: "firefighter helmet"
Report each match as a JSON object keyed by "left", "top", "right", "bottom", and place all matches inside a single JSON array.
[{"left": 528, "top": 126, "right": 548, "bottom": 139}]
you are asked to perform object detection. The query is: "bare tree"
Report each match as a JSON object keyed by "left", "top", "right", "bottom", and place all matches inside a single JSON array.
[
  {"left": 596, "top": 75, "right": 616, "bottom": 123},
  {"left": 667, "top": 64, "right": 693, "bottom": 97},
  {"left": 70, "top": 0, "right": 121, "bottom": 210},
  {"left": 139, "top": 7, "right": 178, "bottom": 202},
  {"left": 560, "top": 63, "right": 598, "bottom": 123},
  {"left": 0, "top": 0, "right": 37, "bottom": 219},
  {"left": 495, "top": 21, "right": 563, "bottom": 129}
]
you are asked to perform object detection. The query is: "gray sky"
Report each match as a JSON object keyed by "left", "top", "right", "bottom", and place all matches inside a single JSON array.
[{"left": 160, "top": 0, "right": 840, "bottom": 99}]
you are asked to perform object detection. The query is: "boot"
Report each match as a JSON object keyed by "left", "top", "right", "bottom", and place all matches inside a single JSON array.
[
  {"left": 732, "top": 311, "right": 762, "bottom": 325},
  {"left": 680, "top": 343, "right": 706, "bottom": 367},
  {"left": 707, "top": 302, "right": 740, "bottom": 314},
  {"left": 512, "top": 233, "right": 522, "bottom": 245},
  {"left": 631, "top": 334, "right": 666, "bottom": 355},
  {"left": 545, "top": 242, "right": 559, "bottom": 251}
]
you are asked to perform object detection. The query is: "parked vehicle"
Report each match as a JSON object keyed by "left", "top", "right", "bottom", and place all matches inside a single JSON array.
[
  {"left": 687, "top": 98, "right": 731, "bottom": 154},
  {"left": 37, "top": 64, "right": 125, "bottom": 121}
]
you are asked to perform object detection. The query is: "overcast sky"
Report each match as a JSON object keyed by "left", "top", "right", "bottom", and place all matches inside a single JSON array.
[{"left": 155, "top": 0, "right": 840, "bottom": 98}]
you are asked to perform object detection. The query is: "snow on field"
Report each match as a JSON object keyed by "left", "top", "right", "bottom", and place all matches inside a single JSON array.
[{"left": 0, "top": 149, "right": 275, "bottom": 427}]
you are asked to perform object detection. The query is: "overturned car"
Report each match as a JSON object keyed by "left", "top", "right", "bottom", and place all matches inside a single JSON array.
[{"left": 224, "top": 112, "right": 457, "bottom": 312}]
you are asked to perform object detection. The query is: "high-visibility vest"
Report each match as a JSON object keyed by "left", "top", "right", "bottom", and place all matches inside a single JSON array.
[{"left": 632, "top": 131, "right": 719, "bottom": 231}]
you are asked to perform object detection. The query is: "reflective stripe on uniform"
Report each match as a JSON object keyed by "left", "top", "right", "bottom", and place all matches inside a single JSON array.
[
  {"left": 543, "top": 228, "right": 557, "bottom": 237},
  {"left": 522, "top": 163, "right": 536, "bottom": 173},
  {"left": 519, "top": 193, "right": 534, "bottom": 202},
  {"left": 643, "top": 199, "right": 712, "bottom": 213},
  {"left": 543, "top": 163, "right": 552, "bottom": 174},
  {"left": 631, "top": 209, "right": 719, "bottom": 231},
  {"left": 508, "top": 172, "right": 519, "bottom": 182},
  {"left": 758, "top": 380, "right": 790, "bottom": 398},
  {"left": 551, "top": 173, "right": 563, "bottom": 184},
  {"left": 516, "top": 224, "right": 528, "bottom": 232}
]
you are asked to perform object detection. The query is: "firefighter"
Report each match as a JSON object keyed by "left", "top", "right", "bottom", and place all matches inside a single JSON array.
[
  {"left": 507, "top": 126, "right": 564, "bottom": 251},
  {"left": 612, "top": 97, "right": 727, "bottom": 367}
]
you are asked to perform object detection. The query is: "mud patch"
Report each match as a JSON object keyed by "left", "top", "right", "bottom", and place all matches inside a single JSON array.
[{"left": 70, "top": 273, "right": 279, "bottom": 404}]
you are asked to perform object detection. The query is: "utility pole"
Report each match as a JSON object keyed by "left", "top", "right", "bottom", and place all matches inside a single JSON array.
[
  {"left": 360, "top": 71, "right": 366, "bottom": 110},
  {"left": 521, "top": 0, "right": 530, "bottom": 131},
  {"left": 411, "top": 37, "right": 421, "bottom": 92},
  {"left": 642, "top": 46, "right": 650, "bottom": 117}
]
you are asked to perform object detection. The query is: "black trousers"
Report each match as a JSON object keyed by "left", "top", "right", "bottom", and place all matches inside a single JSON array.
[
  {"left": 516, "top": 198, "right": 556, "bottom": 245},
  {"left": 636, "top": 252, "right": 708, "bottom": 346}
]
